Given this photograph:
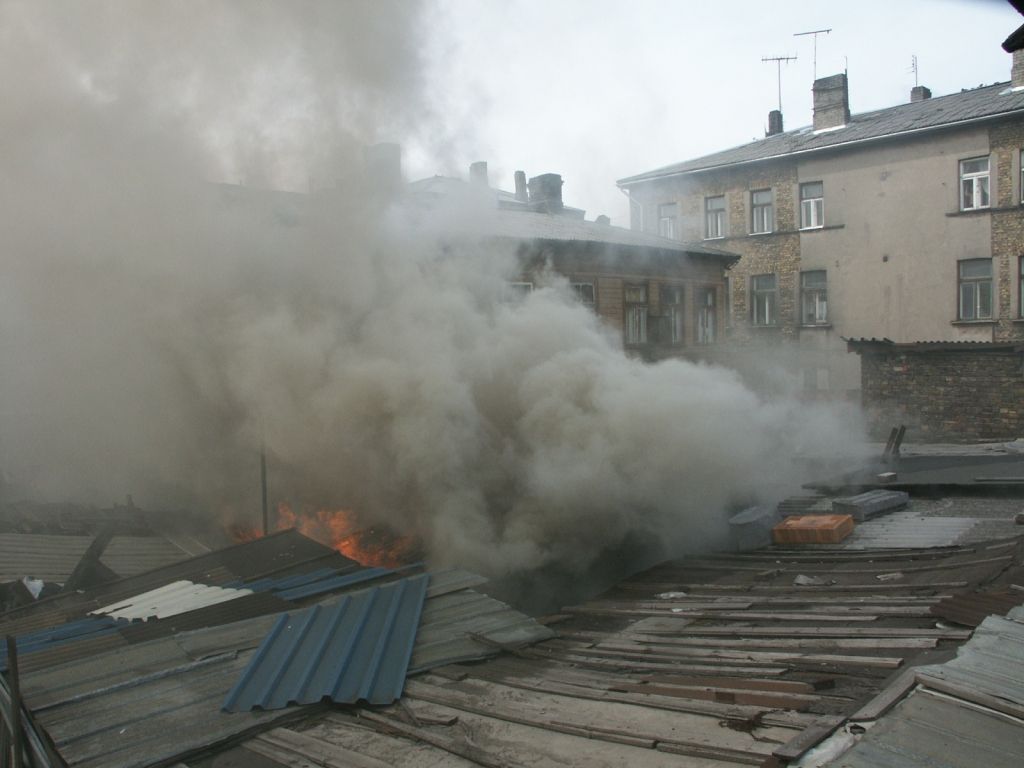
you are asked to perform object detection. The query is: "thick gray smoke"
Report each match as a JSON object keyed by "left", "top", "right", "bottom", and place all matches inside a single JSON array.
[{"left": 0, "top": 1, "right": 866, "bottom": 585}]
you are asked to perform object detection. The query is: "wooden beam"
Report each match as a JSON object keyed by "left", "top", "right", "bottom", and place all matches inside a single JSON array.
[
  {"left": 4, "top": 636, "right": 23, "bottom": 768},
  {"left": 771, "top": 716, "right": 845, "bottom": 762},
  {"left": 849, "top": 666, "right": 919, "bottom": 721}
]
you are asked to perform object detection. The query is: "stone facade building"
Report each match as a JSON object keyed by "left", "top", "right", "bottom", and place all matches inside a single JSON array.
[
  {"left": 411, "top": 167, "right": 737, "bottom": 358},
  {"left": 618, "top": 51, "right": 1024, "bottom": 400}
]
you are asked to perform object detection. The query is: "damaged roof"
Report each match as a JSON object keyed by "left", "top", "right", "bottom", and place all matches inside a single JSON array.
[{"left": 619, "top": 82, "right": 1024, "bottom": 184}]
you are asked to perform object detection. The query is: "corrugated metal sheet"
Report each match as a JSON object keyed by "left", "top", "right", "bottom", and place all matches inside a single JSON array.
[
  {"left": 0, "top": 533, "right": 190, "bottom": 582},
  {"left": 840, "top": 511, "right": 978, "bottom": 549},
  {"left": 0, "top": 616, "right": 122, "bottom": 672},
  {"left": 222, "top": 574, "right": 429, "bottom": 711},
  {"left": 916, "top": 614, "right": 1024, "bottom": 705},
  {"left": 90, "top": 580, "right": 253, "bottom": 621}
]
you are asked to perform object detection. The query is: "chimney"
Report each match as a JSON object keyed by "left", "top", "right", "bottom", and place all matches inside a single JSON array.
[
  {"left": 363, "top": 143, "right": 402, "bottom": 193},
  {"left": 767, "top": 109, "right": 784, "bottom": 136},
  {"left": 527, "top": 173, "right": 563, "bottom": 212},
  {"left": 469, "top": 161, "right": 488, "bottom": 187},
  {"left": 514, "top": 170, "right": 529, "bottom": 202},
  {"left": 911, "top": 85, "right": 932, "bottom": 102},
  {"left": 1014, "top": 50, "right": 1024, "bottom": 89},
  {"left": 812, "top": 73, "right": 850, "bottom": 131}
]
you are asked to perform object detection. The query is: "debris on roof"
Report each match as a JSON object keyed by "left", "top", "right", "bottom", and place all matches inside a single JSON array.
[{"left": 90, "top": 580, "right": 254, "bottom": 621}]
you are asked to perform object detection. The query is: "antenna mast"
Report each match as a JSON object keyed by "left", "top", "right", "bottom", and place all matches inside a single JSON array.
[
  {"left": 794, "top": 28, "right": 832, "bottom": 80},
  {"left": 910, "top": 54, "right": 919, "bottom": 87},
  {"left": 761, "top": 55, "right": 798, "bottom": 112}
]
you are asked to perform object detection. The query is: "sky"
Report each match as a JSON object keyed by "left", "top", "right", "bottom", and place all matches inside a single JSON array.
[{"left": 414, "top": 0, "right": 1023, "bottom": 224}]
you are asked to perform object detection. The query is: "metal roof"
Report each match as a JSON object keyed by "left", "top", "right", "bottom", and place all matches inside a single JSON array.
[
  {"left": 0, "top": 533, "right": 192, "bottom": 583},
  {"left": 90, "top": 580, "right": 253, "bottom": 621},
  {"left": 223, "top": 574, "right": 429, "bottom": 711},
  {"left": 619, "top": 82, "right": 1024, "bottom": 184},
  {"left": 846, "top": 337, "right": 1024, "bottom": 354}
]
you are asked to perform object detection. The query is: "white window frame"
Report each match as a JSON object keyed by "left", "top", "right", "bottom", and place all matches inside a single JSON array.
[
  {"left": 1020, "top": 254, "right": 1024, "bottom": 318},
  {"left": 696, "top": 286, "right": 717, "bottom": 344},
  {"left": 800, "top": 270, "right": 828, "bottom": 325},
  {"left": 958, "top": 259, "right": 993, "bottom": 320},
  {"left": 705, "top": 195, "right": 725, "bottom": 239},
  {"left": 959, "top": 156, "right": 990, "bottom": 211},
  {"left": 624, "top": 283, "right": 648, "bottom": 344},
  {"left": 750, "top": 274, "right": 777, "bottom": 326},
  {"left": 658, "top": 202, "right": 677, "bottom": 239},
  {"left": 751, "top": 189, "right": 773, "bottom": 234},
  {"left": 571, "top": 282, "right": 595, "bottom": 305},
  {"left": 799, "top": 182, "right": 824, "bottom": 229}
]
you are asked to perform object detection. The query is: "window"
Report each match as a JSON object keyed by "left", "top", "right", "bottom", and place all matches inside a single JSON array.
[
  {"left": 658, "top": 202, "right": 677, "bottom": 239},
  {"left": 696, "top": 287, "right": 717, "bottom": 344},
  {"left": 505, "top": 282, "right": 533, "bottom": 302},
  {"left": 659, "top": 284, "right": 684, "bottom": 344},
  {"left": 750, "top": 274, "right": 777, "bottom": 326},
  {"left": 800, "top": 270, "right": 828, "bottom": 325},
  {"left": 751, "top": 189, "right": 773, "bottom": 234},
  {"left": 705, "top": 195, "right": 725, "bottom": 239},
  {"left": 624, "top": 283, "right": 648, "bottom": 344},
  {"left": 1020, "top": 150, "right": 1023, "bottom": 204},
  {"left": 799, "top": 182, "right": 824, "bottom": 229},
  {"left": 960, "top": 157, "right": 990, "bottom": 210},
  {"left": 571, "top": 282, "right": 595, "bottom": 304},
  {"left": 958, "top": 259, "right": 993, "bottom": 320}
]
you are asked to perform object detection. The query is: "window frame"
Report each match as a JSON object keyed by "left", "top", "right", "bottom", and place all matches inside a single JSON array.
[
  {"left": 751, "top": 189, "right": 773, "bottom": 234},
  {"left": 704, "top": 195, "right": 726, "bottom": 240},
  {"left": 624, "top": 282, "right": 649, "bottom": 345},
  {"left": 959, "top": 156, "right": 990, "bottom": 211},
  {"left": 750, "top": 273, "right": 778, "bottom": 326},
  {"left": 957, "top": 258, "right": 993, "bottom": 321},
  {"left": 799, "top": 181, "right": 824, "bottom": 230},
  {"left": 1019, "top": 254, "right": 1023, "bottom": 318},
  {"left": 800, "top": 270, "right": 828, "bottom": 326},
  {"left": 571, "top": 282, "right": 595, "bottom": 305},
  {"left": 695, "top": 286, "right": 717, "bottom": 345},
  {"left": 657, "top": 202, "right": 677, "bottom": 240}
]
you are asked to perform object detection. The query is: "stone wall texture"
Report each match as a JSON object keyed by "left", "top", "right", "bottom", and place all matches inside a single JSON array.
[{"left": 859, "top": 347, "right": 1024, "bottom": 441}]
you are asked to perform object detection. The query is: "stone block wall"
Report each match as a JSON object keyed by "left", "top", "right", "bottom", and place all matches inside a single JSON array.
[{"left": 858, "top": 347, "right": 1024, "bottom": 441}]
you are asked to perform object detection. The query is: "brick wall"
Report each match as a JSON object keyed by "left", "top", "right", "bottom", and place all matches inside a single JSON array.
[
  {"left": 859, "top": 347, "right": 1024, "bottom": 441},
  {"left": 990, "top": 120, "right": 1024, "bottom": 342}
]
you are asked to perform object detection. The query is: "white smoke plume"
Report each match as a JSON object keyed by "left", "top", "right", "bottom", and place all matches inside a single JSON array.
[{"left": 0, "top": 1, "right": 866, "bottom": 590}]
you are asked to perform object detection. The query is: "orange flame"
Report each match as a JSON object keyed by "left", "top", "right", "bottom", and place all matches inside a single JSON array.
[{"left": 229, "top": 503, "right": 419, "bottom": 569}]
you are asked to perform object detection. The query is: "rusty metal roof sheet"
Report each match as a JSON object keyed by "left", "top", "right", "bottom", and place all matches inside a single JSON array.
[
  {"left": 0, "top": 533, "right": 191, "bottom": 583},
  {"left": 223, "top": 574, "right": 430, "bottom": 711}
]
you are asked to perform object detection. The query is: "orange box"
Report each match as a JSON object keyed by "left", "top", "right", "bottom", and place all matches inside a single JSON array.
[{"left": 772, "top": 514, "right": 854, "bottom": 545}]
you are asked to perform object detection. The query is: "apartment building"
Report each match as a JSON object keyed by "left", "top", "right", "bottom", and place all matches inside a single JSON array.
[{"left": 618, "top": 50, "right": 1024, "bottom": 398}]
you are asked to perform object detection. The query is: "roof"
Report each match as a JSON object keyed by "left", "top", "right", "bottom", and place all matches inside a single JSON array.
[
  {"left": 618, "top": 82, "right": 1024, "bottom": 184},
  {"left": 215, "top": 533, "right": 1024, "bottom": 768},
  {"left": 845, "top": 337, "right": 1024, "bottom": 354},
  {"left": 487, "top": 208, "right": 738, "bottom": 259},
  {"left": 0, "top": 533, "right": 193, "bottom": 583}
]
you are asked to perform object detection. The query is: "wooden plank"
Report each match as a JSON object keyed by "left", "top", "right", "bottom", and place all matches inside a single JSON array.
[
  {"left": 616, "top": 633, "right": 938, "bottom": 650},
  {"left": 915, "top": 672, "right": 1024, "bottom": 721},
  {"left": 665, "top": 582, "right": 970, "bottom": 592},
  {"left": 609, "top": 682, "right": 817, "bottom": 710},
  {"left": 524, "top": 647, "right": 787, "bottom": 676},
  {"left": 589, "top": 642, "right": 905, "bottom": 669},
  {"left": 849, "top": 666, "right": 919, "bottom": 721},
  {"left": 771, "top": 716, "right": 845, "bottom": 761},
  {"left": 565, "top": 606, "right": 881, "bottom": 621},
  {"left": 673, "top": 626, "right": 970, "bottom": 639},
  {"left": 641, "top": 675, "right": 814, "bottom": 694},
  {"left": 253, "top": 727, "right": 393, "bottom": 768},
  {"left": 4, "top": 636, "right": 23, "bottom": 768},
  {"left": 358, "top": 710, "right": 506, "bottom": 768},
  {"left": 655, "top": 741, "right": 764, "bottom": 765}
]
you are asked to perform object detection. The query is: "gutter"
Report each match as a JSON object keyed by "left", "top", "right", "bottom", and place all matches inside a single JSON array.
[{"left": 617, "top": 106, "right": 1024, "bottom": 187}]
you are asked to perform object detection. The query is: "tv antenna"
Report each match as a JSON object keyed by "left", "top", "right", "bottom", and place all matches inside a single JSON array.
[
  {"left": 794, "top": 28, "right": 832, "bottom": 80},
  {"left": 762, "top": 55, "right": 798, "bottom": 112},
  {"left": 909, "top": 54, "right": 919, "bottom": 87}
]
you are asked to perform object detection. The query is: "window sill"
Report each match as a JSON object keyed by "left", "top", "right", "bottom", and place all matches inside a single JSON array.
[
  {"left": 749, "top": 231, "right": 775, "bottom": 237},
  {"left": 945, "top": 206, "right": 1020, "bottom": 217},
  {"left": 750, "top": 324, "right": 782, "bottom": 330},
  {"left": 1012, "top": 318, "right": 1024, "bottom": 324},
  {"left": 799, "top": 323, "right": 833, "bottom": 330},
  {"left": 950, "top": 319, "right": 997, "bottom": 326},
  {"left": 703, "top": 235, "right": 726, "bottom": 241},
  {"left": 799, "top": 225, "right": 824, "bottom": 232}
]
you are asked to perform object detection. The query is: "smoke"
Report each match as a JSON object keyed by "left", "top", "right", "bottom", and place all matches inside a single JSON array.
[{"left": 0, "top": 1, "right": 866, "bottom": 588}]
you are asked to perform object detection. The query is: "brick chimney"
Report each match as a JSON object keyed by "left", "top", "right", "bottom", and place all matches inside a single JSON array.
[
  {"left": 1014, "top": 50, "right": 1024, "bottom": 88},
  {"left": 911, "top": 85, "right": 932, "bottom": 102},
  {"left": 514, "top": 170, "right": 528, "bottom": 202},
  {"left": 767, "top": 109, "right": 784, "bottom": 136},
  {"left": 527, "top": 173, "right": 563, "bottom": 213},
  {"left": 812, "top": 73, "right": 850, "bottom": 131},
  {"left": 469, "top": 161, "right": 488, "bottom": 187}
]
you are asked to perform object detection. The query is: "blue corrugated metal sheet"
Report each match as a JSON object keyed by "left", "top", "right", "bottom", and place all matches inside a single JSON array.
[
  {"left": 0, "top": 616, "right": 122, "bottom": 671},
  {"left": 222, "top": 573, "right": 429, "bottom": 711}
]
